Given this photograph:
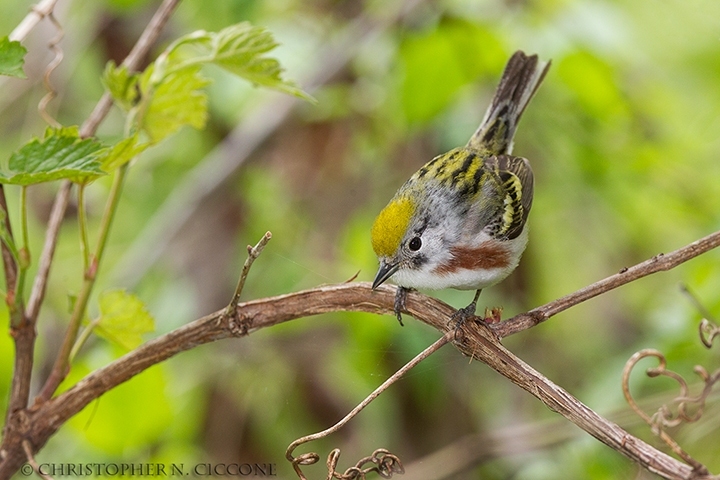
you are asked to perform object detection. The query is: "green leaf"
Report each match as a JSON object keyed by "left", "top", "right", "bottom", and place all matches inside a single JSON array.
[
  {"left": 94, "top": 290, "right": 155, "bottom": 350},
  {"left": 0, "top": 36, "right": 27, "bottom": 78},
  {"left": 207, "top": 23, "right": 313, "bottom": 101},
  {"left": 162, "top": 23, "right": 313, "bottom": 101},
  {"left": 102, "top": 61, "right": 139, "bottom": 110},
  {"left": 139, "top": 64, "right": 211, "bottom": 143},
  {"left": 106, "top": 23, "right": 312, "bottom": 146},
  {"left": 98, "top": 134, "right": 148, "bottom": 172},
  {"left": 0, "top": 126, "right": 106, "bottom": 185}
]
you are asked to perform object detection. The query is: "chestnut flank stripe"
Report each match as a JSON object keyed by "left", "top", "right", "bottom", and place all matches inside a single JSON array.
[{"left": 434, "top": 242, "right": 511, "bottom": 274}]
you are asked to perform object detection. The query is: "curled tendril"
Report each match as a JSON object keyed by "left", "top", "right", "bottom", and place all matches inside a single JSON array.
[
  {"left": 330, "top": 448, "right": 404, "bottom": 480},
  {"left": 37, "top": 8, "right": 64, "bottom": 127},
  {"left": 699, "top": 318, "right": 720, "bottom": 349},
  {"left": 290, "top": 448, "right": 403, "bottom": 480},
  {"left": 680, "top": 284, "right": 720, "bottom": 349},
  {"left": 622, "top": 339, "right": 719, "bottom": 473}
]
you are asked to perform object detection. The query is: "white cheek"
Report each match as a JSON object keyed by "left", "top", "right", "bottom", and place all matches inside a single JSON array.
[{"left": 420, "top": 235, "right": 445, "bottom": 261}]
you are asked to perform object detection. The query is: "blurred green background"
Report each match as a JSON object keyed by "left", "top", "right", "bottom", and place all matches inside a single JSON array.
[{"left": 1, "top": 0, "right": 720, "bottom": 478}]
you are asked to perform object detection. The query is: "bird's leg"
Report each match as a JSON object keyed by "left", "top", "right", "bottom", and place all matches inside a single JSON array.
[
  {"left": 451, "top": 289, "right": 482, "bottom": 327},
  {"left": 393, "top": 286, "right": 411, "bottom": 327}
]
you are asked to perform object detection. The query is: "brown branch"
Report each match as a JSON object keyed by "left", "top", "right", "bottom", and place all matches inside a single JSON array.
[
  {"left": 1, "top": 128, "right": 28, "bottom": 454},
  {"left": 10, "top": 230, "right": 716, "bottom": 479},
  {"left": 494, "top": 229, "right": 720, "bottom": 338},
  {"left": 448, "top": 319, "right": 700, "bottom": 480},
  {"left": 4, "top": 328, "right": 34, "bottom": 427},
  {"left": 225, "top": 231, "right": 272, "bottom": 317},
  {"left": 2, "top": 280, "right": 704, "bottom": 480}
]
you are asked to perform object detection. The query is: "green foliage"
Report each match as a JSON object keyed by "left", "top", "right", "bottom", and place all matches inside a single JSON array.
[
  {"left": 0, "top": 126, "right": 105, "bottom": 185},
  {"left": 103, "top": 22, "right": 312, "bottom": 145},
  {"left": 160, "top": 23, "right": 313, "bottom": 101},
  {"left": 93, "top": 290, "right": 155, "bottom": 350},
  {"left": 138, "top": 64, "right": 211, "bottom": 143},
  {"left": 66, "top": 362, "right": 173, "bottom": 454},
  {"left": 399, "top": 19, "right": 504, "bottom": 123},
  {"left": 102, "top": 62, "right": 139, "bottom": 111},
  {"left": 557, "top": 51, "right": 627, "bottom": 119},
  {"left": 0, "top": 36, "right": 26, "bottom": 78},
  {"left": 98, "top": 134, "right": 148, "bottom": 172}
]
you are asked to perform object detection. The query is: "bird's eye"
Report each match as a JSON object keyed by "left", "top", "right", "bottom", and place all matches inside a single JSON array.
[{"left": 409, "top": 237, "right": 422, "bottom": 251}]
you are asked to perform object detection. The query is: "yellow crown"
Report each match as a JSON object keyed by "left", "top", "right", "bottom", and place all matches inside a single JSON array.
[{"left": 371, "top": 196, "right": 415, "bottom": 257}]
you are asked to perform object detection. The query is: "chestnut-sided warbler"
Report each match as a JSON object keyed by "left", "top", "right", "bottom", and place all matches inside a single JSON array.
[{"left": 371, "top": 51, "right": 550, "bottom": 325}]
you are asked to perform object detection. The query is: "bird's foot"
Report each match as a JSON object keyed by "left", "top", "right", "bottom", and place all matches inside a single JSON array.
[
  {"left": 393, "top": 286, "right": 411, "bottom": 326},
  {"left": 450, "top": 302, "right": 478, "bottom": 328},
  {"left": 450, "top": 289, "right": 483, "bottom": 326}
]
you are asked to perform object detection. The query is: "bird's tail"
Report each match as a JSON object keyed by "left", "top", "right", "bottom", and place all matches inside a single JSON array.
[{"left": 467, "top": 51, "right": 550, "bottom": 156}]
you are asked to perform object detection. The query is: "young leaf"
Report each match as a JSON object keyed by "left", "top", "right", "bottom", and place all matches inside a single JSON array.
[
  {"left": 139, "top": 64, "right": 211, "bottom": 144},
  {"left": 0, "top": 126, "right": 106, "bottom": 185},
  {"left": 98, "top": 134, "right": 149, "bottom": 172},
  {"left": 94, "top": 290, "right": 155, "bottom": 351},
  {"left": 102, "top": 61, "right": 139, "bottom": 111},
  {"left": 161, "top": 23, "right": 312, "bottom": 101},
  {"left": 208, "top": 24, "right": 313, "bottom": 101},
  {"left": 0, "top": 36, "right": 27, "bottom": 78}
]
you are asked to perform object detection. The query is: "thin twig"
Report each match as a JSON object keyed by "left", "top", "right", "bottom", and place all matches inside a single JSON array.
[
  {"left": 79, "top": 0, "right": 182, "bottom": 139},
  {"left": 494, "top": 230, "right": 720, "bottom": 338},
  {"left": 285, "top": 332, "right": 451, "bottom": 479},
  {"left": 225, "top": 231, "right": 272, "bottom": 317},
  {"left": 680, "top": 284, "right": 717, "bottom": 324},
  {"left": 27, "top": 0, "right": 184, "bottom": 400},
  {"left": 449, "top": 319, "right": 698, "bottom": 480},
  {"left": 37, "top": 164, "right": 128, "bottom": 401},
  {"left": 26, "top": 182, "right": 71, "bottom": 321},
  {"left": 22, "top": 440, "right": 54, "bottom": 480},
  {"left": 9, "top": 0, "right": 61, "bottom": 42}
]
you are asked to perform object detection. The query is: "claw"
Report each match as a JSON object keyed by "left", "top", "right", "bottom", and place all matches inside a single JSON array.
[
  {"left": 393, "top": 286, "right": 409, "bottom": 326},
  {"left": 449, "top": 289, "right": 482, "bottom": 333}
]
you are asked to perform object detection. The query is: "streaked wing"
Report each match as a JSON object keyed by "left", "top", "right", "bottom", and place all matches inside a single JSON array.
[{"left": 484, "top": 154, "right": 534, "bottom": 240}]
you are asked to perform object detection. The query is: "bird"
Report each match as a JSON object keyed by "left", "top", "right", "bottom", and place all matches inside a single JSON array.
[{"left": 370, "top": 50, "right": 550, "bottom": 326}]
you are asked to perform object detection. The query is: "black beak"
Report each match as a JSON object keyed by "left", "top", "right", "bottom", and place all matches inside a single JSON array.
[{"left": 372, "top": 261, "right": 399, "bottom": 290}]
